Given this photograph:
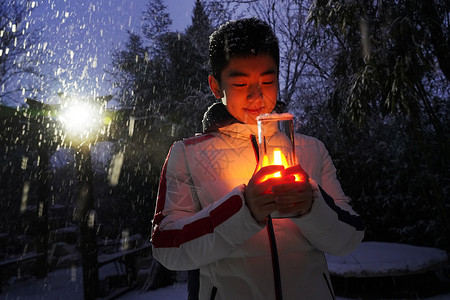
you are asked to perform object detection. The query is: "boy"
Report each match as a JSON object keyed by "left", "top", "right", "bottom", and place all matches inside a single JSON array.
[{"left": 151, "top": 18, "right": 364, "bottom": 299}]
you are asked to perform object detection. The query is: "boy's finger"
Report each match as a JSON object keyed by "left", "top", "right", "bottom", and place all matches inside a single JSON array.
[
  {"left": 252, "top": 165, "right": 285, "bottom": 183},
  {"left": 271, "top": 181, "right": 309, "bottom": 193},
  {"left": 282, "top": 164, "right": 309, "bottom": 182}
]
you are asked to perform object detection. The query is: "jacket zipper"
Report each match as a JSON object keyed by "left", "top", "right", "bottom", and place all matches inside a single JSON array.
[
  {"left": 250, "top": 134, "right": 283, "bottom": 300},
  {"left": 210, "top": 286, "right": 217, "bottom": 300},
  {"left": 250, "top": 134, "right": 259, "bottom": 163}
]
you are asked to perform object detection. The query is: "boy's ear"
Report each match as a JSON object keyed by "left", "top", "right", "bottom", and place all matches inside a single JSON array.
[{"left": 208, "top": 75, "right": 223, "bottom": 99}]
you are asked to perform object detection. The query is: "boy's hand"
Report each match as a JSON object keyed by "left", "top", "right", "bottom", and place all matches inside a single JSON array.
[
  {"left": 272, "top": 165, "right": 313, "bottom": 216},
  {"left": 244, "top": 165, "right": 313, "bottom": 222},
  {"left": 244, "top": 165, "right": 285, "bottom": 223}
]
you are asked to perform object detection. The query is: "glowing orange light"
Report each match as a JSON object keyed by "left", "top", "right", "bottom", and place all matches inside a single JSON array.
[{"left": 260, "top": 148, "right": 302, "bottom": 182}]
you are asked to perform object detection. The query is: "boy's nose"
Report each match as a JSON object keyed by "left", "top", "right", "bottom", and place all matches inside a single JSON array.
[{"left": 247, "top": 84, "right": 263, "bottom": 102}]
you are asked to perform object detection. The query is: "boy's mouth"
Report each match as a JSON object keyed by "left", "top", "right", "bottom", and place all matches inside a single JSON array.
[{"left": 244, "top": 107, "right": 264, "bottom": 116}]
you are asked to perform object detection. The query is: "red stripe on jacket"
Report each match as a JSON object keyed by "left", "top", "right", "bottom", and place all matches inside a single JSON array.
[
  {"left": 152, "top": 195, "right": 242, "bottom": 248},
  {"left": 153, "top": 146, "right": 172, "bottom": 226}
]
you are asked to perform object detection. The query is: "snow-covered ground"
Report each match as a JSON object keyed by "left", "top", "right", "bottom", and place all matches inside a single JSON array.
[
  {"left": 1, "top": 242, "right": 449, "bottom": 299},
  {"left": 326, "top": 241, "right": 449, "bottom": 277},
  {"left": 2, "top": 268, "right": 450, "bottom": 300},
  {"left": 2, "top": 272, "right": 450, "bottom": 300}
]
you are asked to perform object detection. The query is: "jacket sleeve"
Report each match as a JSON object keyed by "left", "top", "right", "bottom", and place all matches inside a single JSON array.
[
  {"left": 292, "top": 139, "right": 364, "bottom": 256},
  {"left": 151, "top": 141, "right": 264, "bottom": 271}
]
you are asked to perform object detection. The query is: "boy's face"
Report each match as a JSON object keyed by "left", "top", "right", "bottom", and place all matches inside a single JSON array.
[{"left": 209, "top": 54, "right": 278, "bottom": 125}]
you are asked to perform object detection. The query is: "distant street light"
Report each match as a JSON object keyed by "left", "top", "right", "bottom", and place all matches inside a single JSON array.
[{"left": 58, "top": 100, "right": 112, "bottom": 147}]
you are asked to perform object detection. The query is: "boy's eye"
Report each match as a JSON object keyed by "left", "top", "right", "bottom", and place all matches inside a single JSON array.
[
  {"left": 233, "top": 83, "right": 247, "bottom": 87},
  {"left": 262, "top": 81, "right": 274, "bottom": 85}
]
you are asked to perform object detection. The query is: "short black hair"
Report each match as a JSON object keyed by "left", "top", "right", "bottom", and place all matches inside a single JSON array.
[{"left": 209, "top": 17, "right": 280, "bottom": 83}]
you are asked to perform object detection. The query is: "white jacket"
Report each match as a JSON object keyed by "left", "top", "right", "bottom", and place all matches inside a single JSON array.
[{"left": 152, "top": 122, "right": 364, "bottom": 300}]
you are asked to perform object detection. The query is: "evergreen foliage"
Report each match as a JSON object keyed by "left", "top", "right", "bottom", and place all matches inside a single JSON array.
[
  {"left": 305, "top": 0, "right": 450, "bottom": 249},
  {"left": 110, "top": 0, "right": 214, "bottom": 125}
]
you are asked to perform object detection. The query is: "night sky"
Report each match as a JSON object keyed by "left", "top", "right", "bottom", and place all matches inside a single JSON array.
[{"left": 26, "top": 0, "right": 195, "bottom": 104}]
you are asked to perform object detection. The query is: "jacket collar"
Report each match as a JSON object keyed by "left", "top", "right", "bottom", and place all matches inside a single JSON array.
[
  {"left": 202, "top": 102, "right": 240, "bottom": 133},
  {"left": 201, "top": 102, "right": 255, "bottom": 140}
]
